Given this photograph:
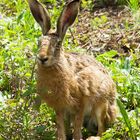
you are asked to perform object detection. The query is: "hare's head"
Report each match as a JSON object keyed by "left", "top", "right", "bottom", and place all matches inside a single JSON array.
[{"left": 28, "top": 0, "right": 79, "bottom": 67}]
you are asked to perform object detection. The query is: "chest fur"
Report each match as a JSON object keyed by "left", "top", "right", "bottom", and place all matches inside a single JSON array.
[{"left": 36, "top": 66, "right": 80, "bottom": 110}]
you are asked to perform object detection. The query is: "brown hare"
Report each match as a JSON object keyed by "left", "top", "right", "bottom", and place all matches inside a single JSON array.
[{"left": 27, "top": 0, "right": 117, "bottom": 139}]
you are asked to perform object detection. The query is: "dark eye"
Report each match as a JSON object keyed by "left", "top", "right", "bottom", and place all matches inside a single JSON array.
[{"left": 56, "top": 40, "right": 62, "bottom": 47}]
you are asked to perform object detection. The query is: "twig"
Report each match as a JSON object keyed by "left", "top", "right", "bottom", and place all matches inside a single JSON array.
[
  {"left": 29, "top": 57, "right": 37, "bottom": 83},
  {"left": 69, "top": 28, "right": 76, "bottom": 44}
]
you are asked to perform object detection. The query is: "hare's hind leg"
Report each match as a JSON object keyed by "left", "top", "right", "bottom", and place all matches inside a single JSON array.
[{"left": 94, "top": 102, "right": 108, "bottom": 136}]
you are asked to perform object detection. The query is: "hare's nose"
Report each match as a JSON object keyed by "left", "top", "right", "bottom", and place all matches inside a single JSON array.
[{"left": 38, "top": 56, "right": 48, "bottom": 64}]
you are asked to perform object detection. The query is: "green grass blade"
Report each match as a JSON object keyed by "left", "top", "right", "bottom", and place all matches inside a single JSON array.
[{"left": 117, "top": 98, "right": 136, "bottom": 140}]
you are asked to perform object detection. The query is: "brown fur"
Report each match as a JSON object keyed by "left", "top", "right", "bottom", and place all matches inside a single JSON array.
[
  {"left": 27, "top": 0, "right": 117, "bottom": 139},
  {"left": 37, "top": 51, "right": 116, "bottom": 139}
]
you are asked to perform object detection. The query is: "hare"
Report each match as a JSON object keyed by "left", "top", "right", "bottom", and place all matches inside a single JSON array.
[{"left": 27, "top": 0, "right": 117, "bottom": 139}]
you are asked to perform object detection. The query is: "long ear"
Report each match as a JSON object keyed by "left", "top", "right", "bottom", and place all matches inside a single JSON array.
[
  {"left": 27, "top": 0, "right": 51, "bottom": 35},
  {"left": 57, "top": 0, "right": 80, "bottom": 41}
]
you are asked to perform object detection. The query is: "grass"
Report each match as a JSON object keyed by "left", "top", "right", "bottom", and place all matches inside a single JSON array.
[
  {"left": 128, "top": 0, "right": 139, "bottom": 12},
  {"left": 0, "top": 0, "right": 140, "bottom": 139}
]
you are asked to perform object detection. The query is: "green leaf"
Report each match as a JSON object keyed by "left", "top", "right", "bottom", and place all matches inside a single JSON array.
[
  {"left": 17, "top": 11, "right": 24, "bottom": 23},
  {"left": 99, "top": 50, "right": 118, "bottom": 58},
  {"left": 117, "top": 98, "right": 136, "bottom": 140}
]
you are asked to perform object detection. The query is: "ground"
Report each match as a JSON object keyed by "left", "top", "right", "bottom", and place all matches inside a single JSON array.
[{"left": 72, "top": 6, "right": 140, "bottom": 58}]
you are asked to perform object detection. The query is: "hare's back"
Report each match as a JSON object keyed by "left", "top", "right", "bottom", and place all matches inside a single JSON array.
[
  {"left": 66, "top": 53, "right": 116, "bottom": 98},
  {"left": 66, "top": 52, "right": 108, "bottom": 74}
]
